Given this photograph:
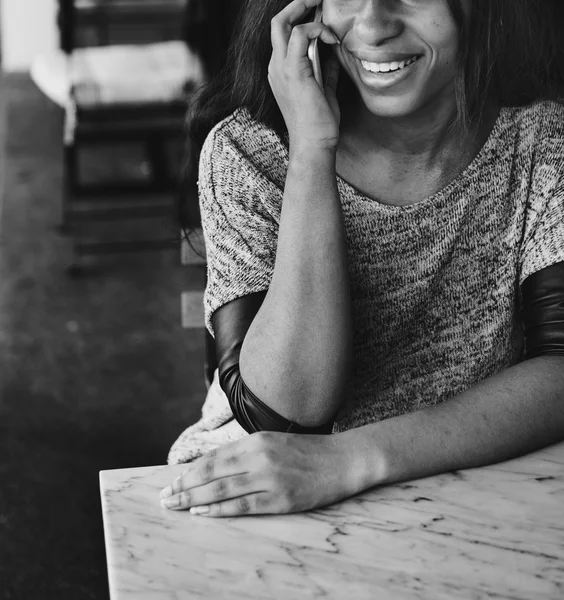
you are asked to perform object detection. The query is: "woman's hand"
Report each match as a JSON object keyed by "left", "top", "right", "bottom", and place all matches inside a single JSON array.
[
  {"left": 160, "top": 431, "right": 365, "bottom": 517},
  {"left": 269, "top": 0, "right": 341, "bottom": 152}
]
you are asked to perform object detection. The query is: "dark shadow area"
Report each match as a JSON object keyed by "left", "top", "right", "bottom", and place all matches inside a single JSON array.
[{"left": 0, "top": 73, "right": 206, "bottom": 599}]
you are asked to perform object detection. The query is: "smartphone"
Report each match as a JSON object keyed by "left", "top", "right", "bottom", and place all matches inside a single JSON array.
[{"left": 307, "top": 5, "right": 324, "bottom": 89}]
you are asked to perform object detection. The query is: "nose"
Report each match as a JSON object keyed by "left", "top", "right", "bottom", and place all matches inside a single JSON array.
[{"left": 355, "top": 0, "right": 403, "bottom": 46}]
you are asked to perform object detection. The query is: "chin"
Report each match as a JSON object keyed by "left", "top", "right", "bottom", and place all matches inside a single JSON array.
[{"left": 359, "top": 92, "right": 425, "bottom": 120}]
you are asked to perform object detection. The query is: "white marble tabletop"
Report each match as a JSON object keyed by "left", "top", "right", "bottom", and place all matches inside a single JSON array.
[{"left": 100, "top": 442, "right": 564, "bottom": 600}]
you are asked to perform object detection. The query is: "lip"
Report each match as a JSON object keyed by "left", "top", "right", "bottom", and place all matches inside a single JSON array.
[
  {"left": 351, "top": 53, "right": 423, "bottom": 89},
  {"left": 352, "top": 51, "right": 422, "bottom": 63}
]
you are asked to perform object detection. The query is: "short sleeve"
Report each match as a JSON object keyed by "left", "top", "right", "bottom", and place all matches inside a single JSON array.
[
  {"left": 198, "top": 117, "right": 284, "bottom": 336},
  {"left": 519, "top": 138, "right": 564, "bottom": 286}
]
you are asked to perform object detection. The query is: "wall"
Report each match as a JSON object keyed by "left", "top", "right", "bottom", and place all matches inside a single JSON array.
[{"left": 0, "top": 0, "right": 58, "bottom": 71}]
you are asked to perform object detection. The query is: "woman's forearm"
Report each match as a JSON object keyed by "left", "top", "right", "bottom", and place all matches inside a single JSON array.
[
  {"left": 345, "top": 356, "right": 564, "bottom": 490},
  {"left": 239, "top": 147, "right": 352, "bottom": 427}
]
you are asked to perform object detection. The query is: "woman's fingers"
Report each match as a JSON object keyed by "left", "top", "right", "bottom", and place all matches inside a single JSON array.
[
  {"left": 271, "top": 0, "right": 322, "bottom": 56},
  {"left": 286, "top": 23, "right": 340, "bottom": 64},
  {"left": 161, "top": 472, "right": 262, "bottom": 512},
  {"left": 189, "top": 492, "right": 274, "bottom": 518},
  {"left": 159, "top": 436, "right": 288, "bottom": 516},
  {"left": 270, "top": 23, "right": 339, "bottom": 90},
  {"left": 160, "top": 444, "right": 250, "bottom": 500}
]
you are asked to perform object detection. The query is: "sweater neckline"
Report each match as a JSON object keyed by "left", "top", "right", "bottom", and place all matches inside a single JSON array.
[{"left": 335, "top": 107, "right": 506, "bottom": 213}]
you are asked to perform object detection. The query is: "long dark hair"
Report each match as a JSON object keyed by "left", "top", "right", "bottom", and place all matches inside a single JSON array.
[{"left": 180, "top": 0, "right": 564, "bottom": 228}]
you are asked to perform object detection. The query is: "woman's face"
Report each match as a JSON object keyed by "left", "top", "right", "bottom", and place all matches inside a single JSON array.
[{"left": 323, "top": 0, "right": 467, "bottom": 119}]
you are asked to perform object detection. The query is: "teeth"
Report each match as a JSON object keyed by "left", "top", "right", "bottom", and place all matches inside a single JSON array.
[{"left": 360, "top": 55, "right": 419, "bottom": 74}]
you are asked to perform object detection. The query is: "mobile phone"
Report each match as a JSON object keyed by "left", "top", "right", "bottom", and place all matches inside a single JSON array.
[{"left": 307, "top": 5, "right": 324, "bottom": 89}]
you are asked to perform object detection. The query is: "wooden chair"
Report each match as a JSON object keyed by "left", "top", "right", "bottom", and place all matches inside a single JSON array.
[{"left": 32, "top": 0, "right": 205, "bottom": 273}]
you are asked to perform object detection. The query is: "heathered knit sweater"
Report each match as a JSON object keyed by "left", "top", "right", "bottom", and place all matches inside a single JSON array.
[{"left": 199, "top": 100, "right": 564, "bottom": 433}]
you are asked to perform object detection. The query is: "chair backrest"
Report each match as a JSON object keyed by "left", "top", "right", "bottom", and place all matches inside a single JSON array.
[{"left": 58, "top": 0, "right": 190, "bottom": 53}]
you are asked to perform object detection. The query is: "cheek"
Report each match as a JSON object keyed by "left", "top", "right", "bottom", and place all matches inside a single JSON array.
[
  {"left": 424, "top": 18, "right": 460, "bottom": 71},
  {"left": 321, "top": 0, "right": 358, "bottom": 38}
]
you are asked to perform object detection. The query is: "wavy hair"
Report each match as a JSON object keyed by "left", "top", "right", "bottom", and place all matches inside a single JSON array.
[{"left": 180, "top": 0, "right": 564, "bottom": 228}]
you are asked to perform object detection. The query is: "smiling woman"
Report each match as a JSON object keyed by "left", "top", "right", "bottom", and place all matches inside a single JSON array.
[
  {"left": 327, "top": 0, "right": 462, "bottom": 120},
  {"left": 167, "top": 0, "right": 564, "bottom": 518}
]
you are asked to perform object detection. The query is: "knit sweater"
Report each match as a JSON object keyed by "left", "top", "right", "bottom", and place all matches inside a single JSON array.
[{"left": 198, "top": 101, "right": 564, "bottom": 433}]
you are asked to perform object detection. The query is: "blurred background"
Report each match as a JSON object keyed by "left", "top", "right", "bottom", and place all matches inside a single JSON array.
[{"left": 0, "top": 1, "right": 238, "bottom": 597}]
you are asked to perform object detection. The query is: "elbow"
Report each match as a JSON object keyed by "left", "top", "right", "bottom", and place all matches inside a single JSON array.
[
  {"left": 219, "top": 363, "right": 335, "bottom": 434},
  {"left": 238, "top": 332, "right": 352, "bottom": 428}
]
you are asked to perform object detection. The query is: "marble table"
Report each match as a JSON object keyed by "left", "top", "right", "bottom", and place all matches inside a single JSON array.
[{"left": 100, "top": 442, "right": 564, "bottom": 599}]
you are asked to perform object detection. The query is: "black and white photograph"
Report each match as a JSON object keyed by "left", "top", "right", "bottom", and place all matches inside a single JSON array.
[{"left": 0, "top": 1, "right": 563, "bottom": 598}]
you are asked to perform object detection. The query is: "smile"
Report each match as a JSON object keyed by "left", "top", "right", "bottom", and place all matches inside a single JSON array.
[{"left": 359, "top": 55, "right": 421, "bottom": 74}]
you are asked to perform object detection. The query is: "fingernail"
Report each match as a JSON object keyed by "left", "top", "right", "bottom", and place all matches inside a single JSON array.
[
  {"left": 160, "top": 486, "right": 172, "bottom": 499},
  {"left": 161, "top": 496, "right": 180, "bottom": 509},
  {"left": 190, "top": 505, "right": 210, "bottom": 516}
]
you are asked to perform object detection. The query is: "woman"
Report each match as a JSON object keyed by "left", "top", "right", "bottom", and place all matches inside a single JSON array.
[{"left": 162, "top": 0, "right": 564, "bottom": 516}]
